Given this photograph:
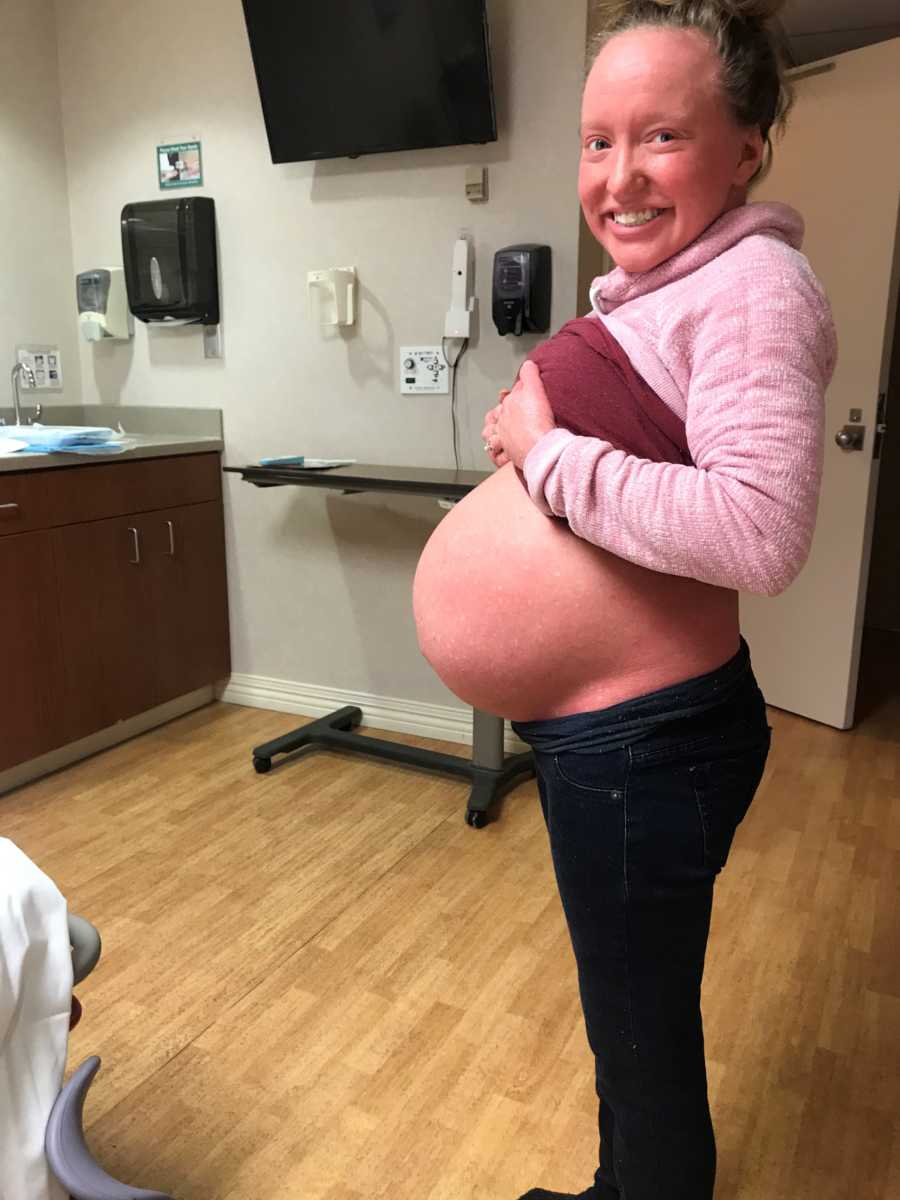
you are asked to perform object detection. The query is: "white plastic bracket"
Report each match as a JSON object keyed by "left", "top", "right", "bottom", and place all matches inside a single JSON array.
[{"left": 308, "top": 267, "right": 357, "bottom": 327}]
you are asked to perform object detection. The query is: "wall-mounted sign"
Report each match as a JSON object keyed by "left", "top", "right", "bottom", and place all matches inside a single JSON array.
[{"left": 157, "top": 141, "right": 203, "bottom": 189}]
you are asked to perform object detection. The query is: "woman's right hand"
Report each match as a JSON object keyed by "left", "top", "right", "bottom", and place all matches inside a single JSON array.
[{"left": 482, "top": 391, "right": 512, "bottom": 468}]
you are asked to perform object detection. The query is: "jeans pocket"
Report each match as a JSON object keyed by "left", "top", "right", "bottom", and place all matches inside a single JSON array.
[
  {"left": 552, "top": 746, "right": 628, "bottom": 796},
  {"left": 690, "top": 730, "right": 771, "bottom": 872}
]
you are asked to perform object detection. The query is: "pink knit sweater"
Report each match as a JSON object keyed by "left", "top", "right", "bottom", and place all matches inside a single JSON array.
[{"left": 521, "top": 201, "right": 838, "bottom": 597}]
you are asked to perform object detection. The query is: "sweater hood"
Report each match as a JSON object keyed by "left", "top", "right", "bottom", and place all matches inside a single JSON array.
[{"left": 590, "top": 200, "right": 805, "bottom": 315}]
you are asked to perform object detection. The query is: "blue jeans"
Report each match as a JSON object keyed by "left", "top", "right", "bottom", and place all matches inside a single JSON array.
[{"left": 511, "top": 637, "right": 771, "bottom": 1200}]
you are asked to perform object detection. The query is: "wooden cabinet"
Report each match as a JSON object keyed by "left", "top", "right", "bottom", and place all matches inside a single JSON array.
[
  {"left": 147, "top": 502, "right": 230, "bottom": 704},
  {"left": 0, "top": 531, "right": 65, "bottom": 771},
  {"left": 52, "top": 514, "right": 159, "bottom": 742},
  {"left": 0, "top": 454, "right": 230, "bottom": 770}
]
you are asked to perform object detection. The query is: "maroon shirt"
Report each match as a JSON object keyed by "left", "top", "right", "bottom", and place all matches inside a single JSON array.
[{"left": 524, "top": 316, "right": 693, "bottom": 467}]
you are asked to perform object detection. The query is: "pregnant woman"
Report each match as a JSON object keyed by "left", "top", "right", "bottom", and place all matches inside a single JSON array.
[{"left": 413, "top": 2, "right": 837, "bottom": 1198}]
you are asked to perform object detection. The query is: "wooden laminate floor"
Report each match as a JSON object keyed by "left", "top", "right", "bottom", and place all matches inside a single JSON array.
[{"left": 4, "top": 631, "right": 899, "bottom": 1200}]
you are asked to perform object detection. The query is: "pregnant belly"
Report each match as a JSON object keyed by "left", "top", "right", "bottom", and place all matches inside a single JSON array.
[{"left": 412, "top": 464, "right": 739, "bottom": 721}]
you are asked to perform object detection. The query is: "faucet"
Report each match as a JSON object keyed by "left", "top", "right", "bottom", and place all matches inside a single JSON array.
[{"left": 9, "top": 362, "right": 41, "bottom": 426}]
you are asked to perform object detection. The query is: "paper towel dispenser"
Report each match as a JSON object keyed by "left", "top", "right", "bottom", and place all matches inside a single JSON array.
[{"left": 120, "top": 197, "right": 219, "bottom": 325}]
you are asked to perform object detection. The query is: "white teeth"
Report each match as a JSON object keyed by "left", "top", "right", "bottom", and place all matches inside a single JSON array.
[{"left": 611, "top": 208, "right": 662, "bottom": 226}]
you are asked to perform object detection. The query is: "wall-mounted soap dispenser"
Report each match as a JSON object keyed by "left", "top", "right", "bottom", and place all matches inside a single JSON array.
[
  {"left": 120, "top": 197, "right": 219, "bottom": 326},
  {"left": 76, "top": 268, "right": 134, "bottom": 341}
]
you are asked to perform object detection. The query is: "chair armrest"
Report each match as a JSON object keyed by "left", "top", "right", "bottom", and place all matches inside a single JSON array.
[
  {"left": 45, "top": 1056, "right": 174, "bottom": 1200},
  {"left": 67, "top": 915, "right": 101, "bottom": 985}
]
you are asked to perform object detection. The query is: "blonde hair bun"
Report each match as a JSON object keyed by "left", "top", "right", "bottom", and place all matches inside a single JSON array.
[
  {"left": 596, "top": 0, "right": 787, "bottom": 27},
  {"left": 725, "top": 0, "right": 787, "bottom": 21}
]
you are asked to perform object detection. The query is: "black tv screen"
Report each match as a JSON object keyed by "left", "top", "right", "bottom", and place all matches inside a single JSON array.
[{"left": 241, "top": 0, "right": 497, "bottom": 163}]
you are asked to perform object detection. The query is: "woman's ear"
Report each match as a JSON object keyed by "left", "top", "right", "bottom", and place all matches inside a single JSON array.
[{"left": 736, "top": 128, "right": 765, "bottom": 185}]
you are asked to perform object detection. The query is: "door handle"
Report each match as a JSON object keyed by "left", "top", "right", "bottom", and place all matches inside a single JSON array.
[
  {"left": 834, "top": 424, "right": 865, "bottom": 451},
  {"left": 127, "top": 526, "right": 140, "bottom": 564},
  {"left": 166, "top": 520, "right": 175, "bottom": 556}
]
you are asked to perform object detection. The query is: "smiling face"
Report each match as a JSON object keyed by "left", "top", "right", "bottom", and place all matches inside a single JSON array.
[{"left": 580, "top": 26, "right": 765, "bottom": 273}]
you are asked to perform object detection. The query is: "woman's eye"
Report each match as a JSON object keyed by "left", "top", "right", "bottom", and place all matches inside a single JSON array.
[{"left": 586, "top": 132, "right": 675, "bottom": 151}]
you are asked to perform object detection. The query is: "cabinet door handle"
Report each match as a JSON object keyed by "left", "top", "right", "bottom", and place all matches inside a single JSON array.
[
  {"left": 166, "top": 520, "right": 175, "bottom": 556},
  {"left": 128, "top": 526, "right": 140, "bottom": 564},
  {"left": 0, "top": 502, "right": 20, "bottom": 513}
]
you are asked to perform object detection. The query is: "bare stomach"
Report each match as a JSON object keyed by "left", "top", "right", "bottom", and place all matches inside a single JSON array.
[{"left": 412, "top": 463, "right": 740, "bottom": 721}]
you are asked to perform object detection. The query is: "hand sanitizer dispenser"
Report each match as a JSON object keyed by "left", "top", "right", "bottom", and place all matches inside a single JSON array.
[
  {"left": 76, "top": 268, "right": 134, "bottom": 341},
  {"left": 492, "top": 245, "right": 552, "bottom": 337}
]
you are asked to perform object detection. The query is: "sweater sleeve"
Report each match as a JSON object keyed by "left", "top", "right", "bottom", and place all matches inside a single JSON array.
[{"left": 522, "top": 267, "right": 837, "bottom": 597}]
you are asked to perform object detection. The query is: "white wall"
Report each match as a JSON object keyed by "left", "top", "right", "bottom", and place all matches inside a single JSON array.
[
  {"left": 0, "top": 0, "right": 80, "bottom": 406},
  {"left": 53, "top": 0, "right": 590, "bottom": 711}
]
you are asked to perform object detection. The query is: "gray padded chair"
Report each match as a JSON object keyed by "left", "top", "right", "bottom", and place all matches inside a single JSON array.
[
  {"left": 43, "top": 916, "right": 174, "bottom": 1200},
  {"left": 68, "top": 914, "right": 102, "bottom": 986}
]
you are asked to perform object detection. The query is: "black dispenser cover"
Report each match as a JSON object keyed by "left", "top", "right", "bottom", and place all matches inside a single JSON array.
[
  {"left": 120, "top": 197, "right": 219, "bottom": 325},
  {"left": 492, "top": 244, "right": 552, "bottom": 337}
]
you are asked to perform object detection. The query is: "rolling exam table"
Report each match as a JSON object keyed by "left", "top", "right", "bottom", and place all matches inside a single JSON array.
[{"left": 225, "top": 463, "right": 535, "bottom": 827}]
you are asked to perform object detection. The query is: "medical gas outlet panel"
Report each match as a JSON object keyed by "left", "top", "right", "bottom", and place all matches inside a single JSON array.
[{"left": 400, "top": 346, "right": 450, "bottom": 395}]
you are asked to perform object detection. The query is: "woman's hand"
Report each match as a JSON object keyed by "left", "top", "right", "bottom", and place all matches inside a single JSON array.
[
  {"left": 493, "top": 361, "right": 556, "bottom": 469},
  {"left": 482, "top": 391, "right": 512, "bottom": 467}
]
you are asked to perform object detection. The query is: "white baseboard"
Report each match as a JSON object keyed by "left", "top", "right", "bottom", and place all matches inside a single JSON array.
[{"left": 221, "top": 673, "right": 530, "bottom": 754}]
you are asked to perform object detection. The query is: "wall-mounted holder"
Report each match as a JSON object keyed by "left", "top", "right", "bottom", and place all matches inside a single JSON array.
[{"left": 307, "top": 267, "right": 357, "bottom": 327}]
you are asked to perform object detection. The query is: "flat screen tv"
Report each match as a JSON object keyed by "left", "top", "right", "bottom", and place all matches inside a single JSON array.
[{"left": 241, "top": 0, "right": 497, "bottom": 163}]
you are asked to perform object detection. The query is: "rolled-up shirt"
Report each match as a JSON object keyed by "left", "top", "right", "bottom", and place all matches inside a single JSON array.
[{"left": 525, "top": 313, "right": 693, "bottom": 468}]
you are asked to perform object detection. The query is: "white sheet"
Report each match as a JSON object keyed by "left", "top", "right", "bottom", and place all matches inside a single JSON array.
[{"left": 0, "top": 838, "right": 71, "bottom": 1200}]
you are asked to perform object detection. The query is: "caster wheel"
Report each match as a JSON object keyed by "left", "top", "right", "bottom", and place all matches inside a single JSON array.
[
  {"left": 466, "top": 809, "right": 487, "bottom": 828},
  {"left": 253, "top": 757, "right": 272, "bottom": 775}
]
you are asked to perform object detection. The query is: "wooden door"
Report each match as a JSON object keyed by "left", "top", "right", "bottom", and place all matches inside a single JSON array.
[
  {"left": 52, "top": 515, "right": 160, "bottom": 742},
  {"left": 741, "top": 38, "right": 900, "bottom": 728},
  {"left": 144, "top": 501, "right": 230, "bottom": 705},
  {"left": 0, "top": 531, "right": 65, "bottom": 770}
]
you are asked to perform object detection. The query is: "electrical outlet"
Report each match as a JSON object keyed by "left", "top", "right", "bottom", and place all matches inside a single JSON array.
[
  {"left": 17, "top": 345, "right": 63, "bottom": 391},
  {"left": 400, "top": 346, "right": 449, "bottom": 395}
]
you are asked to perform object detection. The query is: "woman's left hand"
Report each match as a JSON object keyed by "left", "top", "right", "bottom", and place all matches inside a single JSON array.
[{"left": 494, "top": 360, "right": 556, "bottom": 469}]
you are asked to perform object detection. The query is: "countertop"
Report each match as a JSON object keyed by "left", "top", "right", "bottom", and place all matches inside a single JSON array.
[{"left": 0, "top": 405, "right": 223, "bottom": 474}]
